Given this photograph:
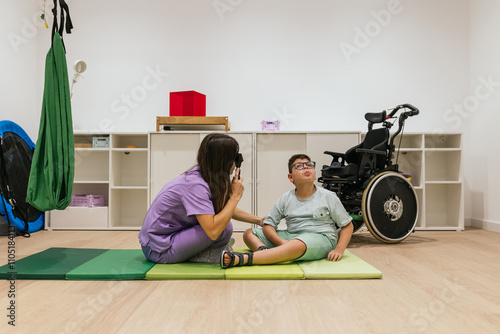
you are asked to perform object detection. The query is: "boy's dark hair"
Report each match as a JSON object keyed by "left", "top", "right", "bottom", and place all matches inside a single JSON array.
[{"left": 288, "top": 154, "right": 311, "bottom": 173}]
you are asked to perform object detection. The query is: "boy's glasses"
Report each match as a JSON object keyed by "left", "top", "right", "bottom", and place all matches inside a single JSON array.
[{"left": 292, "top": 161, "right": 316, "bottom": 170}]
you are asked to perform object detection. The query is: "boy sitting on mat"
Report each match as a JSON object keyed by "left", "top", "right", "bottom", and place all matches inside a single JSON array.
[{"left": 221, "top": 154, "right": 353, "bottom": 269}]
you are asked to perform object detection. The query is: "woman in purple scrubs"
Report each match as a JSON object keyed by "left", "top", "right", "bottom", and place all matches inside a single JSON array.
[{"left": 139, "top": 133, "right": 263, "bottom": 264}]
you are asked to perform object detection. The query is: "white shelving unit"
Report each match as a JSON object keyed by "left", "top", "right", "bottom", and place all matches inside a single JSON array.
[
  {"left": 49, "top": 133, "right": 149, "bottom": 230},
  {"left": 367, "top": 132, "right": 464, "bottom": 230},
  {"left": 50, "top": 131, "right": 463, "bottom": 231},
  {"left": 109, "top": 134, "right": 149, "bottom": 229},
  {"left": 423, "top": 133, "right": 463, "bottom": 230}
]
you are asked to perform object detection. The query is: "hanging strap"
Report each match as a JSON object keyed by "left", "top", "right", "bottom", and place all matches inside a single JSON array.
[
  {"left": 51, "top": 0, "right": 73, "bottom": 47},
  {"left": 59, "top": 0, "right": 73, "bottom": 35}
]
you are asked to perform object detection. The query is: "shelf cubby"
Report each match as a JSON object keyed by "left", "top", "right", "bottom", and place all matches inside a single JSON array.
[
  {"left": 414, "top": 188, "right": 424, "bottom": 228},
  {"left": 425, "top": 151, "right": 461, "bottom": 182},
  {"left": 111, "top": 150, "right": 148, "bottom": 187},
  {"left": 71, "top": 183, "right": 109, "bottom": 206},
  {"left": 392, "top": 133, "right": 423, "bottom": 149},
  {"left": 111, "top": 134, "right": 148, "bottom": 149},
  {"left": 110, "top": 188, "right": 148, "bottom": 228},
  {"left": 74, "top": 150, "right": 109, "bottom": 182},
  {"left": 395, "top": 150, "right": 422, "bottom": 187},
  {"left": 424, "top": 134, "right": 461, "bottom": 149},
  {"left": 425, "top": 183, "right": 463, "bottom": 229}
]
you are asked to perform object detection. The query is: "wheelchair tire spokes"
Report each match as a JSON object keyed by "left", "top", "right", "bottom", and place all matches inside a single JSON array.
[{"left": 362, "top": 172, "right": 418, "bottom": 243}]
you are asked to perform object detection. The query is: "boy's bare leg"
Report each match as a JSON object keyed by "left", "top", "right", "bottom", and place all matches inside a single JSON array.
[
  {"left": 243, "top": 229, "right": 267, "bottom": 251},
  {"left": 223, "top": 239, "right": 306, "bottom": 266}
]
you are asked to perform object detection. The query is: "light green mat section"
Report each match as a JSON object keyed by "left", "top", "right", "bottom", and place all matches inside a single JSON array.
[
  {"left": 65, "top": 249, "right": 156, "bottom": 280},
  {"left": 224, "top": 263, "right": 305, "bottom": 280},
  {"left": 145, "top": 262, "right": 225, "bottom": 280},
  {"left": 298, "top": 251, "right": 382, "bottom": 279},
  {"left": 224, "top": 248, "right": 304, "bottom": 280}
]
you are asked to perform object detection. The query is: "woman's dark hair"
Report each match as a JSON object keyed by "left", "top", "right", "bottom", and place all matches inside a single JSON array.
[
  {"left": 288, "top": 154, "right": 311, "bottom": 173},
  {"left": 197, "top": 133, "right": 239, "bottom": 213}
]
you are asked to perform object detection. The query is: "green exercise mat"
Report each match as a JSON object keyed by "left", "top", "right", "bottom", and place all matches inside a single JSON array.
[
  {"left": 146, "top": 262, "right": 225, "bottom": 280},
  {"left": 297, "top": 251, "right": 382, "bottom": 279},
  {"left": 0, "top": 247, "right": 107, "bottom": 280},
  {"left": 66, "top": 249, "right": 155, "bottom": 280},
  {"left": 0, "top": 248, "right": 382, "bottom": 280},
  {"left": 224, "top": 262, "right": 305, "bottom": 280}
]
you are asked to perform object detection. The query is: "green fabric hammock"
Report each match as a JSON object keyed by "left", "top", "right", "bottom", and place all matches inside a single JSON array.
[{"left": 26, "top": 30, "right": 74, "bottom": 211}]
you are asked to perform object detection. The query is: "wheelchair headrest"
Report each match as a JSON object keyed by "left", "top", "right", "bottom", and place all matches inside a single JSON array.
[{"left": 365, "top": 111, "right": 387, "bottom": 124}]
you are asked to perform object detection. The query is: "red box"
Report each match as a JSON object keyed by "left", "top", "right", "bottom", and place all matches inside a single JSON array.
[{"left": 169, "top": 91, "right": 206, "bottom": 116}]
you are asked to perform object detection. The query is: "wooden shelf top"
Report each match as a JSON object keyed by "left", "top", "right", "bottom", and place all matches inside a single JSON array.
[{"left": 156, "top": 116, "right": 230, "bottom": 131}]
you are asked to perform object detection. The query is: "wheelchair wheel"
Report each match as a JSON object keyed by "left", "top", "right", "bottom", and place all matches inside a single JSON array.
[{"left": 362, "top": 171, "right": 418, "bottom": 243}]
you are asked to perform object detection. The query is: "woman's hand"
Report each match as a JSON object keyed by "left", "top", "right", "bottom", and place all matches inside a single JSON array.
[
  {"left": 256, "top": 216, "right": 265, "bottom": 227},
  {"left": 230, "top": 168, "right": 244, "bottom": 200}
]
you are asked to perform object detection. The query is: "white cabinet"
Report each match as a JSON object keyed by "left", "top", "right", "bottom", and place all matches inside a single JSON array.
[
  {"left": 255, "top": 132, "right": 360, "bottom": 221},
  {"left": 149, "top": 132, "right": 254, "bottom": 232}
]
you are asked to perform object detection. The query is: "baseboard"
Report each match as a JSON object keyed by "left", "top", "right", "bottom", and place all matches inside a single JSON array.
[{"left": 470, "top": 218, "right": 500, "bottom": 233}]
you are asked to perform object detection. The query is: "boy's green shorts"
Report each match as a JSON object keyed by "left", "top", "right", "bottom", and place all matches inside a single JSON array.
[{"left": 251, "top": 228, "right": 337, "bottom": 261}]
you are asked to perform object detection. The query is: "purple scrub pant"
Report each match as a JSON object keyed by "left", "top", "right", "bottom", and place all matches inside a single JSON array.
[{"left": 141, "top": 222, "right": 233, "bottom": 264}]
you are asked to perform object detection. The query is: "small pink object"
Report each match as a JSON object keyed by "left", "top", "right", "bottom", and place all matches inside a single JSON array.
[
  {"left": 261, "top": 120, "right": 280, "bottom": 131},
  {"left": 70, "top": 195, "right": 105, "bottom": 207}
]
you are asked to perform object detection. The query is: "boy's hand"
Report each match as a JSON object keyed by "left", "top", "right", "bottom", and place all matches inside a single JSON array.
[
  {"left": 328, "top": 222, "right": 353, "bottom": 261},
  {"left": 327, "top": 248, "right": 345, "bottom": 261}
]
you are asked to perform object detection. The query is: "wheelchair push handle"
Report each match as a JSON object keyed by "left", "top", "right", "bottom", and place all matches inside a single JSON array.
[{"left": 388, "top": 103, "right": 419, "bottom": 118}]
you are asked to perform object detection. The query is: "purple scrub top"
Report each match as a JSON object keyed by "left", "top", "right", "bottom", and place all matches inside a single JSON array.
[{"left": 138, "top": 167, "right": 215, "bottom": 253}]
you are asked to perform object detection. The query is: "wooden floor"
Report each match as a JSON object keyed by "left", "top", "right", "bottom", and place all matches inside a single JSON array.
[{"left": 1, "top": 228, "right": 499, "bottom": 334}]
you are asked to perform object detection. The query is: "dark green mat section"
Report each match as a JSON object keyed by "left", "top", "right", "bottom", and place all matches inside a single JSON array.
[
  {"left": 298, "top": 251, "right": 382, "bottom": 279},
  {"left": 146, "top": 262, "right": 225, "bottom": 280},
  {"left": 0, "top": 248, "right": 108, "bottom": 280},
  {"left": 66, "top": 249, "right": 156, "bottom": 280}
]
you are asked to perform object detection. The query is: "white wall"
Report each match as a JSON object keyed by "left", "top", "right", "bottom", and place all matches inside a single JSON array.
[
  {"left": 467, "top": 0, "right": 500, "bottom": 231},
  {"left": 5, "top": 1, "right": 497, "bottom": 228},
  {"left": 11, "top": 0, "right": 467, "bottom": 136},
  {"left": 1, "top": 1, "right": 42, "bottom": 137}
]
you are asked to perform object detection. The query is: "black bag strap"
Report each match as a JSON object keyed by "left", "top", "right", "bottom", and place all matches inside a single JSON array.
[{"left": 0, "top": 136, "right": 30, "bottom": 237}]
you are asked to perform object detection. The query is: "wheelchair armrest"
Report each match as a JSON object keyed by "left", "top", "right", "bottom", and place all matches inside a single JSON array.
[
  {"left": 323, "top": 150, "right": 347, "bottom": 168},
  {"left": 323, "top": 150, "right": 345, "bottom": 158},
  {"left": 355, "top": 148, "right": 386, "bottom": 155}
]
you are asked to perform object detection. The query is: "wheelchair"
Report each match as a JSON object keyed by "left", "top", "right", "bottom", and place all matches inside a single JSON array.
[{"left": 319, "top": 104, "right": 420, "bottom": 243}]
